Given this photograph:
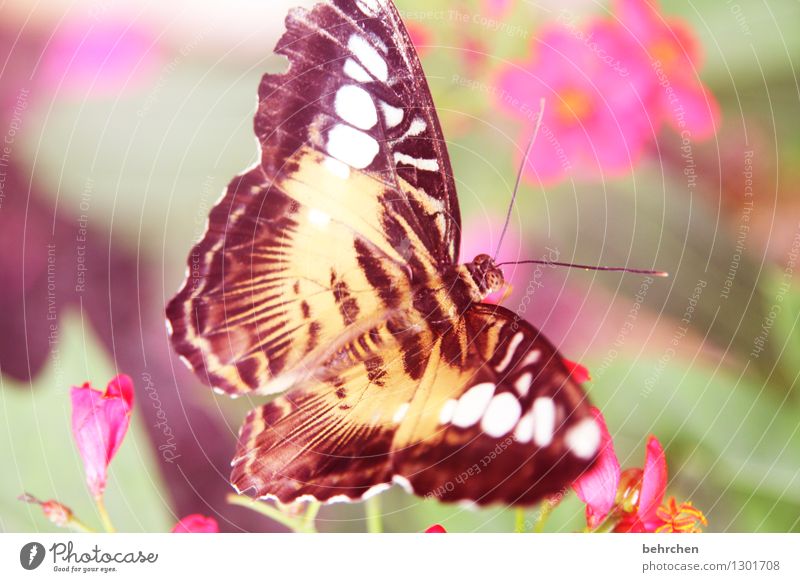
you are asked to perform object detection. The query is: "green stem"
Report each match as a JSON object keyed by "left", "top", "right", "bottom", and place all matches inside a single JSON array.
[
  {"left": 95, "top": 497, "right": 115, "bottom": 533},
  {"left": 533, "top": 500, "right": 553, "bottom": 533},
  {"left": 68, "top": 516, "right": 95, "bottom": 533},
  {"left": 303, "top": 501, "right": 321, "bottom": 531},
  {"left": 514, "top": 508, "right": 527, "bottom": 533},
  {"left": 365, "top": 495, "right": 383, "bottom": 533},
  {"left": 226, "top": 494, "right": 316, "bottom": 533}
]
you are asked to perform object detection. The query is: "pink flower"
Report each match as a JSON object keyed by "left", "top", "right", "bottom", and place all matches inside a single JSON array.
[
  {"left": 425, "top": 524, "right": 447, "bottom": 533},
  {"left": 39, "top": 19, "right": 161, "bottom": 97},
  {"left": 611, "top": 0, "right": 720, "bottom": 138},
  {"left": 572, "top": 409, "right": 707, "bottom": 532},
  {"left": 496, "top": 24, "right": 654, "bottom": 184},
  {"left": 171, "top": 514, "right": 220, "bottom": 533},
  {"left": 405, "top": 21, "right": 432, "bottom": 58},
  {"left": 484, "top": 0, "right": 512, "bottom": 19},
  {"left": 70, "top": 374, "right": 134, "bottom": 499}
]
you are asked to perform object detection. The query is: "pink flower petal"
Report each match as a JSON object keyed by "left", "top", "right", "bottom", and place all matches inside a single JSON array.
[
  {"left": 562, "top": 358, "right": 591, "bottom": 383},
  {"left": 638, "top": 435, "right": 667, "bottom": 527},
  {"left": 425, "top": 524, "right": 447, "bottom": 533},
  {"left": 70, "top": 375, "right": 134, "bottom": 498},
  {"left": 40, "top": 19, "right": 161, "bottom": 96},
  {"left": 172, "top": 514, "right": 219, "bottom": 533},
  {"left": 485, "top": 0, "right": 511, "bottom": 18},
  {"left": 572, "top": 408, "right": 620, "bottom": 528},
  {"left": 667, "top": 79, "right": 720, "bottom": 139}
]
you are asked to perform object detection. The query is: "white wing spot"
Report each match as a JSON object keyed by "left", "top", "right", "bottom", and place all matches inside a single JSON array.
[
  {"left": 380, "top": 101, "right": 404, "bottom": 128},
  {"left": 513, "top": 372, "right": 533, "bottom": 398},
  {"left": 438, "top": 398, "right": 457, "bottom": 425},
  {"left": 481, "top": 392, "right": 522, "bottom": 438},
  {"left": 514, "top": 411, "right": 535, "bottom": 443},
  {"left": 308, "top": 208, "right": 331, "bottom": 228},
  {"left": 344, "top": 58, "right": 371, "bottom": 82},
  {"left": 335, "top": 85, "right": 377, "bottom": 130},
  {"left": 326, "top": 124, "right": 379, "bottom": 169},
  {"left": 565, "top": 418, "right": 602, "bottom": 459},
  {"left": 451, "top": 382, "right": 495, "bottom": 428},
  {"left": 407, "top": 117, "right": 427, "bottom": 136},
  {"left": 532, "top": 397, "right": 556, "bottom": 447},
  {"left": 323, "top": 156, "right": 351, "bottom": 179},
  {"left": 393, "top": 152, "right": 440, "bottom": 172},
  {"left": 495, "top": 332, "right": 525, "bottom": 372},
  {"left": 348, "top": 35, "right": 388, "bottom": 82},
  {"left": 392, "top": 402, "right": 410, "bottom": 424},
  {"left": 521, "top": 350, "right": 542, "bottom": 367}
]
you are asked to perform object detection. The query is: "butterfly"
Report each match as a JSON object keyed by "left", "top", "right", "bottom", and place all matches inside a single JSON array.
[{"left": 166, "top": 0, "right": 601, "bottom": 506}]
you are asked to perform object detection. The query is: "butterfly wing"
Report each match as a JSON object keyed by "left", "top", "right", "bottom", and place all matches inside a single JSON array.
[
  {"left": 231, "top": 304, "right": 599, "bottom": 505},
  {"left": 167, "top": 0, "right": 460, "bottom": 396}
]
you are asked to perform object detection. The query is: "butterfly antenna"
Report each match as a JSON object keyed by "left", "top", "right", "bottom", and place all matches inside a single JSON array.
[
  {"left": 495, "top": 259, "right": 669, "bottom": 278},
  {"left": 493, "top": 98, "right": 546, "bottom": 262}
]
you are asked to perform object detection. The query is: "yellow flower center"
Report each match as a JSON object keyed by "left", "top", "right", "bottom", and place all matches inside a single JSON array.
[
  {"left": 650, "top": 40, "right": 679, "bottom": 67},
  {"left": 655, "top": 497, "right": 708, "bottom": 533},
  {"left": 556, "top": 88, "right": 592, "bottom": 125}
]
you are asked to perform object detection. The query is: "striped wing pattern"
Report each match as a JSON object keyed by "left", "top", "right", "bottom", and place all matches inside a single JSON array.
[
  {"left": 231, "top": 303, "right": 597, "bottom": 504},
  {"left": 168, "top": 0, "right": 601, "bottom": 508}
]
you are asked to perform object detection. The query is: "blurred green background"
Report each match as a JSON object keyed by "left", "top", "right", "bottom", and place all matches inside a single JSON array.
[{"left": 1, "top": 0, "right": 798, "bottom": 532}]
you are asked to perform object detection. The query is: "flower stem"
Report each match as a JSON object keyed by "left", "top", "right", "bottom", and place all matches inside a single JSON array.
[
  {"left": 533, "top": 500, "right": 553, "bottom": 533},
  {"left": 68, "top": 516, "right": 95, "bottom": 533},
  {"left": 95, "top": 497, "right": 115, "bottom": 533},
  {"left": 226, "top": 494, "right": 316, "bottom": 533},
  {"left": 303, "top": 501, "right": 321, "bottom": 531},
  {"left": 365, "top": 496, "right": 383, "bottom": 533},
  {"left": 514, "top": 508, "right": 527, "bottom": 533}
]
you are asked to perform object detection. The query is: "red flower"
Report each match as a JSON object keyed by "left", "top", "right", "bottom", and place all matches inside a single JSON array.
[
  {"left": 562, "top": 358, "right": 591, "bottom": 383},
  {"left": 171, "top": 514, "right": 220, "bottom": 533},
  {"left": 19, "top": 494, "right": 74, "bottom": 528},
  {"left": 572, "top": 408, "right": 706, "bottom": 532},
  {"left": 425, "top": 524, "right": 447, "bottom": 533},
  {"left": 70, "top": 375, "right": 134, "bottom": 499}
]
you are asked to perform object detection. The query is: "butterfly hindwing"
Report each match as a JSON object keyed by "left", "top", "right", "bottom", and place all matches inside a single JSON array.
[
  {"left": 393, "top": 303, "right": 598, "bottom": 505},
  {"left": 230, "top": 304, "right": 598, "bottom": 505}
]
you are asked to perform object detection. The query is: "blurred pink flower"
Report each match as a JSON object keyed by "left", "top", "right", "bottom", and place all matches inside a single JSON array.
[
  {"left": 611, "top": 0, "right": 720, "bottom": 138},
  {"left": 71, "top": 374, "right": 134, "bottom": 499},
  {"left": 39, "top": 19, "right": 160, "bottom": 97},
  {"left": 425, "top": 524, "right": 447, "bottom": 533},
  {"left": 484, "top": 0, "right": 512, "bottom": 19},
  {"left": 496, "top": 25, "right": 654, "bottom": 184},
  {"left": 172, "top": 514, "right": 220, "bottom": 533},
  {"left": 405, "top": 21, "right": 432, "bottom": 58}
]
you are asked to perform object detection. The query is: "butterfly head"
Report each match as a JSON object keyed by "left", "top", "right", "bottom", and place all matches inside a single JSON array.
[{"left": 465, "top": 254, "right": 505, "bottom": 301}]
